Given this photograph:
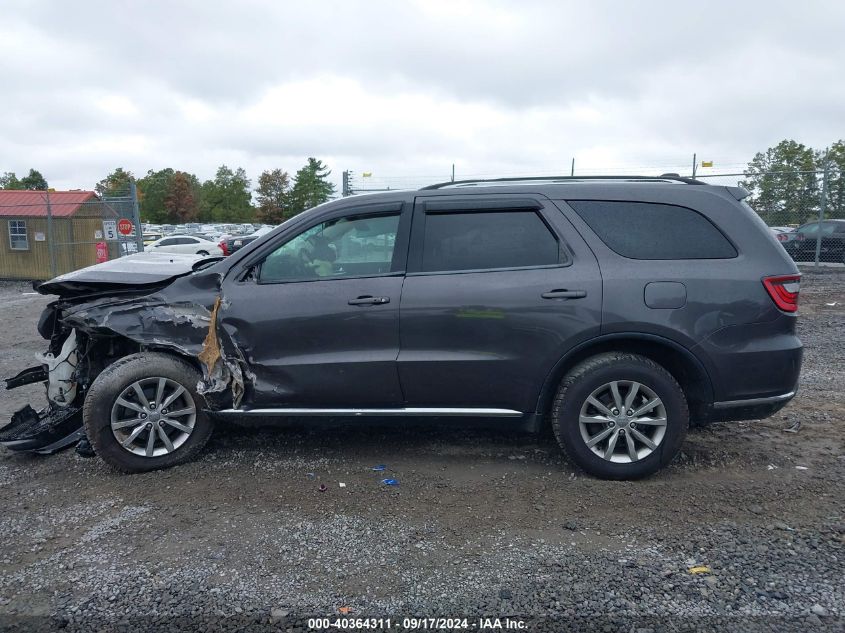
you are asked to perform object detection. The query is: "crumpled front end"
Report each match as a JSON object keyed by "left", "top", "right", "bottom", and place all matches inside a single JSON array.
[{"left": 1, "top": 263, "right": 247, "bottom": 455}]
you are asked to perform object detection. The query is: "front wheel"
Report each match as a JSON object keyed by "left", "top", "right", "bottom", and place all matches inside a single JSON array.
[
  {"left": 550, "top": 352, "right": 688, "bottom": 480},
  {"left": 83, "top": 353, "right": 213, "bottom": 472},
  {"left": 197, "top": 250, "right": 209, "bottom": 256}
]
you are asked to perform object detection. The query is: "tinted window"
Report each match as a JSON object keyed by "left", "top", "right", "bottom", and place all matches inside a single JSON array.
[
  {"left": 420, "top": 211, "right": 559, "bottom": 272},
  {"left": 568, "top": 201, "right": 737, "bottom": 259},
  {"left": 260, "top": 213, "right": 400, "bottom": 282},
  {"left": 158, "top": 238, "right": 177, "bottom": 246}
]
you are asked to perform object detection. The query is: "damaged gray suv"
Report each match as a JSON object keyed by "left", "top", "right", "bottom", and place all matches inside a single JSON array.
[{"left": 2, "top": 175, "right": 803, "bottom": 479}]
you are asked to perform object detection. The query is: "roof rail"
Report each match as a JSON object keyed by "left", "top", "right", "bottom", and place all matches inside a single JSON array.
[{"left": 419, "top": 173, "right": 707, "bottom": 190}]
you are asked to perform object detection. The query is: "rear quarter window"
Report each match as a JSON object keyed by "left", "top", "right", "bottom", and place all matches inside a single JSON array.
[{"left": 567, "top": 200, "right": 737, "bottom": 260}]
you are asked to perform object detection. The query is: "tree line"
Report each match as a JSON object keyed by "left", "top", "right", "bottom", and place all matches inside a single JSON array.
[
  {"left": 0, "top": 168, "right": 49, "bottom": 191},
  {"left": 93, "top": 158, "right": 335, "bottom": 224},
  {"left": 741, "top": 139, "right": 845, "bottom": 224}
]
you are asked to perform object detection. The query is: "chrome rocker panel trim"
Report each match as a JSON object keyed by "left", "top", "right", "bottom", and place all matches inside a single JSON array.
[{"left": 217, "top": 407, "right": 524, "bottom": 417}]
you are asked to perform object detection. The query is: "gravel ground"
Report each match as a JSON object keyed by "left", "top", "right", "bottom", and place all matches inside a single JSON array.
[{"left": 0, "top": 274, "right": 843, "bottom": 632}]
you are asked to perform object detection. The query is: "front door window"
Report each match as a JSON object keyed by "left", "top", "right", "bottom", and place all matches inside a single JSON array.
[{"left": 259, "top": 213, "right": 400, "bottom": 282}]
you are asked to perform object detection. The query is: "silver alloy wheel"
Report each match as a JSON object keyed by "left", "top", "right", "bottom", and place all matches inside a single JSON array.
[
  {"left": 110, "top": 377, "right": 196, "bottom": 457},
  {"left": 578, "top": 380, "right": 667, "bottom": 463}
]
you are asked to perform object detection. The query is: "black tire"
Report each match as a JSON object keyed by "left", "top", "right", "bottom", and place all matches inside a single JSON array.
[
  {"left": 549, "top": 352, "right": 688, "bottom": 480},
  {"left": 197, "top": 250, "right": 209, "bottom": 256},
  {"left": 83, "top": 352, "right": 213, "bottom": 473}
]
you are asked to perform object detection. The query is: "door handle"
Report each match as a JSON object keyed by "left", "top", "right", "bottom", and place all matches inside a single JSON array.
[
  {"left": 541, "top": 289, "right": 587, "bottom": 299},
  {"left": 348, "top": 295, "right": 390, "bottom": 306}
]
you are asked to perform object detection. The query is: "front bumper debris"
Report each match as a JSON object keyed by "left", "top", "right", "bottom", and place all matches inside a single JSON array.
[
  {"left": 5, "top": 366, "right": 48, "bottom": 389},
  {"left": 3, "top": 359, "right": 84, "bottom": 455},
  {"left": 0, "top": 404, "right": 84, "bottom": 454}
]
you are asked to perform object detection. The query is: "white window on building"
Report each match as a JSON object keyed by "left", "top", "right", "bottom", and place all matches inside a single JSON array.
[{"left": 9, "top": 220, "right": 29, "bottom": 250}]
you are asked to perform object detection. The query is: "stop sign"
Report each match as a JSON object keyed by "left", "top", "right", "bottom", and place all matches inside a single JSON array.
[{"left": 117, "top": 218, "right": 134, "bottom": 236}]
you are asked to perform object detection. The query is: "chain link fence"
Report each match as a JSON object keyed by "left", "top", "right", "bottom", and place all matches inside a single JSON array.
[
  {"left": 0, "top": 184, "right": 143, "bottom": 281},
  {"left": 697, "top": 169, "right": 843, "bottom": 268},
  {"left": 3, "top": 168, "right": 842, "bottom": 281}
]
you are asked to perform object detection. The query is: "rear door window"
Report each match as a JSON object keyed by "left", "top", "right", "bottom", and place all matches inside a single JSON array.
[
  {"left": 567, "top": 200, "right": 737, "bottom": 259},
  {"left": 420, "top": 211, "right": 560, "bottom": 272}
]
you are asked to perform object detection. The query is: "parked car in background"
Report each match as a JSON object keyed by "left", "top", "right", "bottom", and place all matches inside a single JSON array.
[
  {"left": 769, "top": 226, "right": 796, "bottom": 245},
  {"left": 783, "top": 220, "right": 845, "bottom": 263},
  {"left": 219, "top": 234, "right": 259, "bottom": 256},
  {"left": 142, "top": 232, "right": 164, "bottom": 246},
  {"left": 146, "top": 234, "right": 224, "bottom": 256},
  {"left": 219, "top": 226, "right": 276, "bottom": 255}
]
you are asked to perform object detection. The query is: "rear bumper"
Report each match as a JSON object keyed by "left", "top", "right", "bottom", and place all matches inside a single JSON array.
[{"left": 693, "top": 315, "right": 802, "bottom": 403}]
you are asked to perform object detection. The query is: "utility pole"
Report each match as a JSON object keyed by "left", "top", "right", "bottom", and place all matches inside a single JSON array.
[
  {"left": 342, "top": 170, "right": 350, "bottom": 196},
  {"left": 814, "top": 158, "right": 830, "bottom": 269},
  {"left": 45, "top": 190, "right": 57, "bottom": 278},
  {"left": 691, "top": 153, "right": 697, "bottom": 179},
  {"left": 451, "top": 164, "right": 455, "bottom": 182},
  {"left": 571, "top": 158, "right": 575, "bottom": 177},
  {"left": 129, "top": 179, "right": 143, "bottom": 253}
]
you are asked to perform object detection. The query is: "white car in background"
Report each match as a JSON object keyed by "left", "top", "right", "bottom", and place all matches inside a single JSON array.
[
  {"left": 146, "top": 234, "right": 224, "bottom": 256},
  {"left": 769, "top": 225, "right": 797, "bottom": 245}
]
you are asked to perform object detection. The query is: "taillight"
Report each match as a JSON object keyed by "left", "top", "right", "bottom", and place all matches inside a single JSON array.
[
  {"left": 763, "top": 274, "right": 800, "bottom": 312},
  {"left": 776, "top": 233, "right": 788, "bottom": 242},
  {"left": 219, "top": 240, "right": 229, "bottom": 256},
  {"left": 796, "top": 233, "right": 805, "bottom": 241}
]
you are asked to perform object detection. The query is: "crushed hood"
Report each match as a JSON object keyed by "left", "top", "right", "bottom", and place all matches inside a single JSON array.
[{"left": 37, "top": 252, "right": 220, "bottom": 297}]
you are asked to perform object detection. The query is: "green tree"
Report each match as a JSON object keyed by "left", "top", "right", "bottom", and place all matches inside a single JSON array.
[
  {"left": 165, "top": 172, "right": 200, "bottom": 223},
  {"left": 0, "top": 172, "right": 23, "bottom": 189},
  {"left": 199, "top": 165, "right": 254, "bottom": 222},
  {"left": 288, "top": 158, "right": 336, "bottom": 215},
  {"left": 19, "top": 168, "right": 48, "bottom": 190},
  {"left": 821, "top": 140, "right": 845, "bottom": 219},
  {"left": 255, "top": 168, "right": 292, "bottom": 224},
  {"left": 95, "top": 167, "right": 134, "bottom": 197},
  {"left": 138, "top": 168, "right": 176, "bottom": 223},
  {"left": 741, "top": 140, "right": 819, "bottom": 225}
]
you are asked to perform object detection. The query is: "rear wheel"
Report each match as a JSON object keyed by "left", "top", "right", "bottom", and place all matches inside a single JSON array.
[
  {"left": 550, "top": 352, "right": 688, "bottom": 479},
  {"left": 197, "top": 250, "right": 209, "bottom": 256},
  {"left": 83, "top": 353, "right": 213, "bottom": 472}
]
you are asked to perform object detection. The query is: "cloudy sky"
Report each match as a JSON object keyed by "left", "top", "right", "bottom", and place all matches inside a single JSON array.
[{"left": 2, "top": 0, "right": 843, "bottom": 193}]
